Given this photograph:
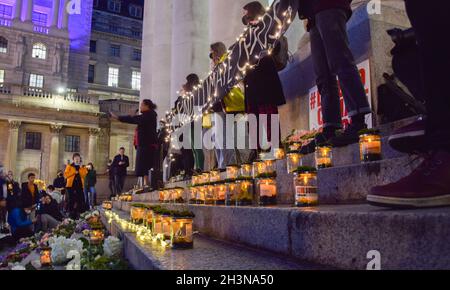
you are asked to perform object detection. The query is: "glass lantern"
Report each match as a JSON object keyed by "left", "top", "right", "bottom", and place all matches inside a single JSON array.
[
  {"left": 262, "top": 159, "right": 276, "bottom": 174},
  {"left": 215, "top": 182, "right": 227, "bottom": 205},
  {"left": 144, "top": 208, "right": 154, "bottom": 231},
  {"left": 131, "top": 206, "right": 146, "bottom": 224},
  {"left": 161, "top": 214, "right": 172, "bottom": 240},
  {"left": 196, "top": 185, "right": 206, "bottom": 205},
  {"left": 40, "top": 247, "right": 52, "bottom": 267},
  {"left": 240, "top": 163, "right": 253, "bottom": 178},
  {"left": 315, "top": 145, "right": 333, "bottom": 169},
  {"left": 274, "top": 148, "right": 286, "bottom": 160},
  {"left": 294, "top": 170, "right": 318, "bottom": 207},
  {"left": 163, "top": 190, "right": 172, "bottom": 203},
  {"left": 360, "top": 133, "right": 382, "bottom": 162},
  {"left": 173, "top": 188, "right": 185, "bottom": 203},
  {"left": 236, "top": 178, "right": 254, "bottom": 206},
  {"left": 289, "top": 142, "right": 302, "bottom": 152},
  {"left": 257, "top": 178, "right": 277, "bottom": 206},
  {"left": 225, "top": 182, "right": 238, "bottom": 206},
  {"left": 226, "top": 165, "right": 239, "bottom": 180},
  {"left": 192, "top": 175, "right": 199, "bottom": 186},
  {"left": 171, "top": 217, "right": 194, "bottom": 249},
  {"left": 158, "top": 190, "right": 165, "bottom": 203},
  {"left": 210, "top": 169, "right": 221, "bottom": 182},
  {"left": 102, "top": 201, "right": 112, "bottom": 210},
  {"left": 201, "top": 172, "right": 211, "bottom": 184},
  {"left": 89, "top": 228, "right": 105, "bottom": 245},
  {"left": 189, "top": 186, "right": 198, "bottom": 204},
  {"left": 252, "top": 160, "right": 264, "bottom": 178},
  {"left": 153, "top": 214, "right": 163, "bottom": 236},
  {"left": 205, "top": 184, "right": 216, "bottom": 205},
  {"left": 287, "top": 151, "right": 302, "bottom": 174}
]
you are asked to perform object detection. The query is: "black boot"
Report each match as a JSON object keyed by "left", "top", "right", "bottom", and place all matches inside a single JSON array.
[
  {"left": 330, "top": 120, "right": 367, "bottom": 148},
  {"left": 299, "top": 127, "right": 337, "bottom": 155}
]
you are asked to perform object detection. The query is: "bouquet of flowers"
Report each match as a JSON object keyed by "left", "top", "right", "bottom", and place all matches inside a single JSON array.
[{"left": 49, "top": 236, "right": 84, "bottom": 265}]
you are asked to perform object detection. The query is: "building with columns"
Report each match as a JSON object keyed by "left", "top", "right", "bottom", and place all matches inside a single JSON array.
[
  {"left": 142, "top": 0, "right": 411, "bottom": 138},
  {"left": 0, "top": 0, "right": 138, "bottom": 196}
]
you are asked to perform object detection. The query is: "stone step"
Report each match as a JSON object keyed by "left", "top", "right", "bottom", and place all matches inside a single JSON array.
[
  {"left": 108, "top": 203, "right": 450, "bottom": 270},
  {"left": 101, "top": 209, "right": 325, "bottom": 270}
]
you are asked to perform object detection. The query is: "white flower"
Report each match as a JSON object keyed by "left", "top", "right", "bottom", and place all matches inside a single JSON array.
[
  {"left": 11, "top": 264, "right": 26, "bottom": 270},
  {"left": 103, "top": 236, "right": 122, "bottom": 258},
  {"left": 49, "top": 236, "right": 84, "bottom": 265}
]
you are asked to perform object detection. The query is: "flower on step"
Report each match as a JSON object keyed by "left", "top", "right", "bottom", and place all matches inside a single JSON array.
[
  {"left": 49, "top": 236, "right": 83, "bottom": 265},
  {"left": 103, "top": 236, "right": 122, "bottom": 258},
  {"left": 82, "top": 229, "right": 90, "bottom": 237},
  {"left": 11, "top": 264, "right": 26, "bottom": 271}
]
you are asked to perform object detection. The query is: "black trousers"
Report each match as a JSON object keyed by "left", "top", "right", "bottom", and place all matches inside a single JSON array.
[
  {"left": 405, "top": 0, "right": 450, "bottom": 149},
  {"left": 67, "top": 186, "right": 85, "bottom": 219},
  {"left": 114, "top": 175, "right": 126, "bottom": 195},
  {"left": 108, "top": 179, "right": 116, "bottom": 199}
]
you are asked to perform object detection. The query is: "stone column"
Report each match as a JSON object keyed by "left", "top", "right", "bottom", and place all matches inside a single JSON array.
[
  {"left": 62, "top": 0, "right": 69, "bottom": 29},
  {"left": 4, "top": 121, "right": 21, "bottom": 173},
  {"left": 51, "top": 0, "right": 61, "bottom": 28},
  {"left": 48, "top": 124, "right": 63, "bottom": 181},
  {"left": 141, "top": 0, "right": 173, "bottom": 119},
  {"left": 24, "top": 0, "right": 33, "bottom": 22},
  {"left": 88, "top": 128, "right": 100, "bottom": 166},
  {"left": 13, "top": 0, "right": 23, "bottom": 21},
  {"left": 208, "top": 0, "right": 267, "bottom": 46},
  {"left": 170, "top": 0, "right": 210, "bottom": 105}
]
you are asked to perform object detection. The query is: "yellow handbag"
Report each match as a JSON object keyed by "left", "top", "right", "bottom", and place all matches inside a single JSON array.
[{"left": 223, "top": 86, "right": 245, "bottom": 113}]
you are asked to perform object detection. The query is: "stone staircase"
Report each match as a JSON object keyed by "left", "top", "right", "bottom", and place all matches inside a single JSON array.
[{"left": 102, "top": 117, "right": 450, "bottom": 270}]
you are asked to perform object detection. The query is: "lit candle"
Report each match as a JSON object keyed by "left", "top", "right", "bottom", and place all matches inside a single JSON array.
[
  {"left": 315, "top": 145, "right": 333, "bottom": 169},
  {"left": 226, "top": 166, "right": 239, "bottom": 179},
  {"left": 274, "top": 148, "right": 286, "bottom": 160},
  {"left": 287, "top": 152, "right": 302, "bottom": 174},
  {"left": 258, "top": 178, "right": 277, "bottom": 206},
  {"left": 359, "top": 133, "right": 382, "bottom": 162},
  {"left": 294, "top": 169, "right": 318, "bottom": 207}
]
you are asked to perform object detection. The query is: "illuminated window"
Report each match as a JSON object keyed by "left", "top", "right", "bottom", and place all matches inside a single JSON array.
[
  {"left": 32, "top": 43, "right": 47, "bottom": 59},
  {"left": 0, "top": 4, "right": 13, "bottom": 19},
  {"left": 0, "top": 69, "right": 4, "bottom": 83},
  {"left": 108, "top": 67, "right": 119, "bottom": 87},
  {"left": 0, "top": 36, "right": 7, "bottom": 53},
  {"left": 29, "top": 74, "right": 44, "bottom": 88},
  {"left": 131, "top": 71, "right": 141, "bottom": 91},
  {"left": 32, "top": 12, "right": 47, "bottom": 26}
]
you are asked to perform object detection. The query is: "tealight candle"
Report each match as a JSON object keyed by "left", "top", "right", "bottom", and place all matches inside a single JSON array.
[
  {"left": 359, "top": 133, "right": 382, "bottom": 162},
  {"left": 315, "top": 145, "right": 333, "bottom": 169}
]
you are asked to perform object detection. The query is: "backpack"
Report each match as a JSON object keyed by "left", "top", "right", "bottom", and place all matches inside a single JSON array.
[{"left": 273, "top": 36, "right": 289, "bottom": 71}]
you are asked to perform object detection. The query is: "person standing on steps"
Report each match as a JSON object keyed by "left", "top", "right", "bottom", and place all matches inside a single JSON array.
[
  {"left": 106, "top": 160, "right": 116, "bottom": 199},
  {"left": 84, "top": 163, "right": 97, "bottom": 209},
  {"left": 64, "top": 153, "right": 88, "bottom": 219},
  {"left": 111, "top": 147, "right": 130, "bottom": 195},
  {"left": 368, "top": 0, "right": 450, "bottom": 209},
  {"left": 111, "top": 100, "right": 158, "bottom": 189},
  {"left": 298, "top": 0, "right": 371, "bottom": 154},
  {"left": 20, "top": 173, "right": 40, "bottom": 222}
]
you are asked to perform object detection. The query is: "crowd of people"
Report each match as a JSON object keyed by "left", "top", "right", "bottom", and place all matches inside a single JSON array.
[{"left": 0, "top": 147, "right": 135, "bottom": 245}]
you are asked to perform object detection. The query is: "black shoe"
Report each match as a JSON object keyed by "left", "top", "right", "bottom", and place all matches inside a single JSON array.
[
  {"left": 299, "top": 132, "right": 334, "bottom": 155},
  {"left": 330, "top": 123, "right": 367, "bottom": 147}
]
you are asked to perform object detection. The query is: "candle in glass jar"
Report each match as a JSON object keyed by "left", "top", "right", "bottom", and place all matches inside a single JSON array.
[
  {"left": 257, "top": 178, "right": 277, "bottom": 206},
  {"left": 240, "top": 164, "right": 253, "bottom": 178},
  {"left": 294, "top": 172, "right": 318, "bottom": 207},
  {"left": 359, "top": 134, "right": 382, "bottom": 162},
  {"left": 287, "top": 152, "right": 302, "bottom": 174},
  {"left": 210, "top": 170, "right": 221, "bottom": 182},
  {"left": 274, "top": 148, "right": 286, "bottom": 160},
  {"left": 226, "top": 166, "right": 239, "bottom": 179},
  {"left": 215, "top": 183, "right": 227, "bottom": 205},
  {"left": 315, "top": 146, "right": 333, "bottom": 169}
]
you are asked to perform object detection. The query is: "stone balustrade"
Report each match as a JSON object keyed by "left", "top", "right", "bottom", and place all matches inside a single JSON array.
[{"left": 0, "top": 84, "right": 100, "bottom": 114}]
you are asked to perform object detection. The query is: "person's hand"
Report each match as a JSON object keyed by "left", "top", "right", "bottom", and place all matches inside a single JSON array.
[
  {"left": 110, "top": 111, "right": 119, "bottom": 120},
  {"left": 303, "top": 19, "right": 309, "bottom": 31},
  {"left": 0, "top": 200, "right": 6, "bottom": 208}
]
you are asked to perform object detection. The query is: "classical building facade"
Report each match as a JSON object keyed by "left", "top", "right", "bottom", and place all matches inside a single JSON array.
[{"left": 0, "top": 0, "right": 139, "bottom": 194}]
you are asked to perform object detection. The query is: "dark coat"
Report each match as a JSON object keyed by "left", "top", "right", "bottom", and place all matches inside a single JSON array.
[
  {"left": 20, "top": 183, "right": 40, "bottom": 208},
  {"left": 53, "top": 176, "right": 66, "bottom": 189},
  {"left": 119, "top": 110, "right": 158, "bottom": 177},
  {"left": 244, "top": 55, "right": 286, "bottom": 112},
  {"left": 298, "top": 0, "right": 352, "bottom": 19},
  {"left": 84, "top": 170, "right": 97, "bottom": 188},
  {"left": 111, "top": 155, "right": 130, "bottom": 177},
  {"left": 119, "top": 110, "right": 158, "bottom": 148},
  {"left": 38, "top": 199, "right": 63, "bottom": 221}
]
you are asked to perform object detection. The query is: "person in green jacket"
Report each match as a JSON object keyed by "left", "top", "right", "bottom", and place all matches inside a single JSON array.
[{"left": 84, "top": 163, "right": 97, "bottom": 210}]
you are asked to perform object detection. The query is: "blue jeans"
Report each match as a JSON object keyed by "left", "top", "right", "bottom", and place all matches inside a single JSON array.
[
  {"left": 84, "top": 186, "right": 97, "bottom": 208},
  {"left": 310, "top": 9, "right": 371, "bottom": 128}
]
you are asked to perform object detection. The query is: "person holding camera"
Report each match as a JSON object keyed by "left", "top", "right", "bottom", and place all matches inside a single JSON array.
[{"left": 64, "top": 153, "right": 88, "bottom": 219}]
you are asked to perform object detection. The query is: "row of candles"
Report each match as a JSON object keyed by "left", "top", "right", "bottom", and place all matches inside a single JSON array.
[{"left": 127, "top": 206, "right": 194, "bottom": 249}]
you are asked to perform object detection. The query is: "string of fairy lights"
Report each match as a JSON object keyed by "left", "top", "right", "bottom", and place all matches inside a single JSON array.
[{"left": 161, "top": 0, "right": 296, "bottom": 145}]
